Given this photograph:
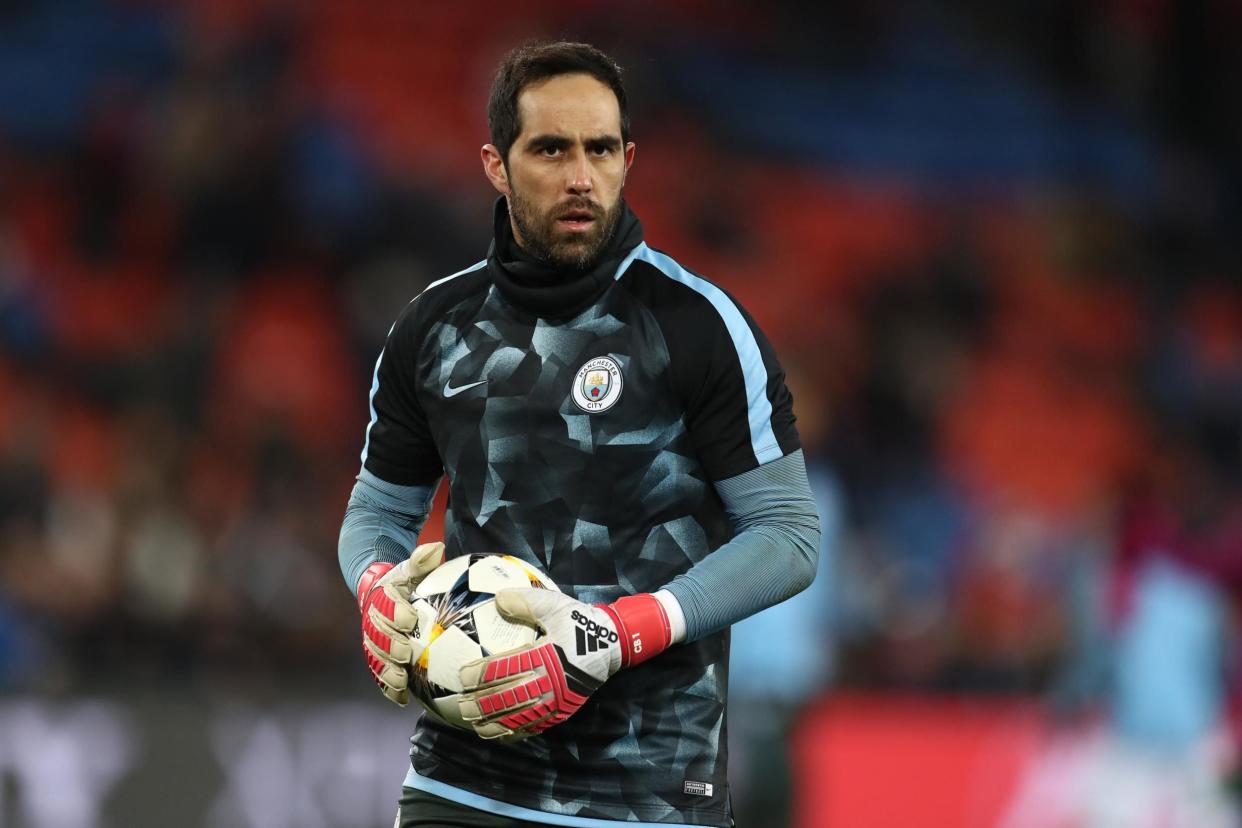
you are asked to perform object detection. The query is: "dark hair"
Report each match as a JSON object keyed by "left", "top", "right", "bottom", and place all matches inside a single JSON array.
[{"left": 487, "top": 41, "right": 630, "bottom": 165}]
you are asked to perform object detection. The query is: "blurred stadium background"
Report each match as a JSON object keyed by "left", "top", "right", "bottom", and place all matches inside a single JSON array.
[{"left": 0, "top": 1, "right": 1240, "bottom": 826}]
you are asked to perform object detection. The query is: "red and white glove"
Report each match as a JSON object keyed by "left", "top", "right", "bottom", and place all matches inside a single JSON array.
[
  {"left": 357, "top": 541, "right": 445, "bottom": 706},
  {"left": 458, "top": 590, "right": 672, "bottom": 739}
]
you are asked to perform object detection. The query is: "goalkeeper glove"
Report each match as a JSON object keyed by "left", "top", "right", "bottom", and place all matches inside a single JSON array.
[
  {"left": 357, "top": 541, "right": 445, "bottom": 706},
  {"left": 458, "top": 590, "right": 672, "bottom": 739}
]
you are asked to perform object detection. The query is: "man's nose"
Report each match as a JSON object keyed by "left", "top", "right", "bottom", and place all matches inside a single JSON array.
[{"left": 566, "top": 151, "right": 593, "bottom": 194}]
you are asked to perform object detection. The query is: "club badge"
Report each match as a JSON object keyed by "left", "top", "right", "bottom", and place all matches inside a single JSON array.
[{"left": 572, "top": 356, "right": 623, "bottom": 413}]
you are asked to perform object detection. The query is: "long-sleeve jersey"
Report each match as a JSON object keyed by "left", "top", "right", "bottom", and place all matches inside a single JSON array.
[{"left": 341, "top": 200, "right": 818, "bottom": 826}]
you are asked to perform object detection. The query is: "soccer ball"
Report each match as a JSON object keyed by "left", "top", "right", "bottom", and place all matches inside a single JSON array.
[{"left": 408, "top": 553, "right": 560, "bottom": 729}]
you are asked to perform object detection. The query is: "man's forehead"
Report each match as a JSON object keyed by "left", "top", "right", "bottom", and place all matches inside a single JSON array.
[{"left": 516, "top": 73, "right": 622, "bottom": 138}]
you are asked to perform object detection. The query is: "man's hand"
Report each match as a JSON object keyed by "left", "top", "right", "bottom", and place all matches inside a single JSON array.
[
  {"left": 357, "top": 541, "right": 445, "bottom": 706},
  {"left": 458, "top": 590, "right": 672, "bottom": 739}
]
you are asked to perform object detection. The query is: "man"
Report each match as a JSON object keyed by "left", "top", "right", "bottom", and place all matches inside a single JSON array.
[{"left": 339, "top": 41, "right": 820, "bottom": 827}]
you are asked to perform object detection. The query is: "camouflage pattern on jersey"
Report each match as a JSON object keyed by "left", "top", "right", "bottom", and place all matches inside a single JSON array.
[{"left": 409, "top": 280, "right": 733, "bottom": 825}]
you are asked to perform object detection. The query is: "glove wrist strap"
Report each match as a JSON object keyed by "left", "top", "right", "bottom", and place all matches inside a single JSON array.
[
  {"left": 356, "top": 562, "right": 395, "bottom": 611},
  {"left": 600, "top": 593, "right": 672, "bottom": 668}
]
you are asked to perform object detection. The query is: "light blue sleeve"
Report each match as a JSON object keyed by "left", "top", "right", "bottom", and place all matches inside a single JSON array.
[
  {"left": 337, "top": 468, "right": 440, "bottom": 594},
  {"left": 661, "top": 449, "right": 821, "bottom": 641}
]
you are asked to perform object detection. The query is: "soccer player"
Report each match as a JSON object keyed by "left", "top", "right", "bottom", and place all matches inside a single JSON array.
[{"left": 339, "top": 41, "right": 821, "bottom": 827}]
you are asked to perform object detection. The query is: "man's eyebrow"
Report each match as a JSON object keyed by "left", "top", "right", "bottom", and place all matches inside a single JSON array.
[
  {"left": 524, "top": 134, "right": 623, "bottom": 152},
  {"left": 524, "top": 134, "right": 572, "bottom": 152},
  {"left": 585, "top": 135, "right": 623, "bottom": 151}
]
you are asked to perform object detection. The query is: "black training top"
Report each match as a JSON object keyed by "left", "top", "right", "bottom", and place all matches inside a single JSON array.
[{"left": 363, "top": 199, "right": 799, "bottom": 826}]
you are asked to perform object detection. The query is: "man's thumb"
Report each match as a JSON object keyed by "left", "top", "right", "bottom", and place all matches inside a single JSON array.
[
  {"left": 493, "top": 588, "right": 559, "bottom": 628},
  {"left": 386, "top": 542, "right": 446, "bottom": 600},
  {"left": 408, "top": 541, "right": 446, "bottom": 577}
]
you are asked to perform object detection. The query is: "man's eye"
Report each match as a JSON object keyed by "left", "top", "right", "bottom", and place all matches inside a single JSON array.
[{"left": 539, "top": 146, "right": 562, "bottom": 157}]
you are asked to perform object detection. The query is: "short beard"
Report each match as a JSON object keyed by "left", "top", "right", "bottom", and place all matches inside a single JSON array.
[{"left": 508, "top": 187, "right": 623, "bottom": 272}]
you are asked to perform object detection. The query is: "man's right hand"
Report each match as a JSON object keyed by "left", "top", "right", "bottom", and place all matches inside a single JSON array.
[{"left": 357, "top": 541, "right": 445, "bottom": 706}]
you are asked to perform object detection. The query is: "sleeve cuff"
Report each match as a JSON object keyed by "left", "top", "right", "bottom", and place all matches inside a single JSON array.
[{"left": 654, "top": 589, "right": 687, "bottom": 645}]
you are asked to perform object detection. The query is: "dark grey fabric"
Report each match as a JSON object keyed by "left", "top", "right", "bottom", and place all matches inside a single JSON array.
[
  {"left": 398, "top": 787, "right": 545, "bottom": 828},
  {"left": 349, "top": 238, "right": 802, "bottom": 826},
  {"left": 337, "top": 469, "right": 437, "bottom": 590},
  {"left": 665, "top": 449, "right": 820, "bottom": 642}
]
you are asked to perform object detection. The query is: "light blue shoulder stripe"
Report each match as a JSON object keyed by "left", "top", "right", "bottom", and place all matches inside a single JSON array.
[
  {"left": 360, "top": 259, "right": 487, "bottom": 465},
  {"left": 610, "top": 239, "right": 646, "bottom": 281},
  {"left": 359, "top": 339, "right": 390, "bottom": 465},
  {"left": 404, "top": 770, "right": 708, "bottom": 828},
  {"left": 424, "top": 258, "right": 489, "bottom": 293},
  {"left": 621, "top": 243, "right": 782, "bottom": 466}
]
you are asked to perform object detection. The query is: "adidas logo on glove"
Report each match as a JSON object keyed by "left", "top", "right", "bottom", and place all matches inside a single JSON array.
[{"left": 572, "top": 609, "right": 618, "bottom": 654}]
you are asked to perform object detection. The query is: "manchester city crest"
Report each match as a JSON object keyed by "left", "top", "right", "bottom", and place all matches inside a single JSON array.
[{"left": 571, "top": 356, "right": 624, "bottom": 413}]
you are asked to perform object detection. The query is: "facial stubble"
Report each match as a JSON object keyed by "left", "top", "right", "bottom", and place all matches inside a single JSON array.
[{"left": 507, "top": 186, "right": 624, "bottom": 273}]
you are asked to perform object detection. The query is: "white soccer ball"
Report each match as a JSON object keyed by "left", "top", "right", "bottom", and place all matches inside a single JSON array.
[{"left": 408, "top": 553, "right": 560, "bottom": 729}]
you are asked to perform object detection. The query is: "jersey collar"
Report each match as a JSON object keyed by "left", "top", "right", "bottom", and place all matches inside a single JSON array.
[{"left": 487, "top": 197, "right": 644, "bottom": 319}]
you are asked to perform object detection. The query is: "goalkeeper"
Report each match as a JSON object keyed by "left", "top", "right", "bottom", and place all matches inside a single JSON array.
[{"left": 339, "top": 40, "right": 820, "bottom": 828}]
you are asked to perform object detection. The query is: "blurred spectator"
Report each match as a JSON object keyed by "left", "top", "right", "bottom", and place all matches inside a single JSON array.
[{"left": 728, "top": 361, "right": 841, "bottom": 828}]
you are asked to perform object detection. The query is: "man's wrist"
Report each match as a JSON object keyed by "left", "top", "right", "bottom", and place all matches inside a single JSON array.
[
  {"left": 600, "top": 593, "right": 674, "bottom": 668},
  {"left": 356, "top": 561, "right": 394, "bottom": 610},
  {"left": 653, "top": 590, "right": 687, "bottom": 644}
]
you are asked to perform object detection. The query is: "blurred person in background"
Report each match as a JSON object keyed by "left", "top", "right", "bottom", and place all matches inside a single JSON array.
[
  {"left": 339, "top": 41, "right": 820, "bottom": 828},
  {"left": 727, "top": 360, "right": 840, "bottom": 828},
  {"left": 998, "top": 281, "right": 1242, "bottom": 827},
  {"left": 1080, "top": 289, "right": 1242, "bottom": 826}
]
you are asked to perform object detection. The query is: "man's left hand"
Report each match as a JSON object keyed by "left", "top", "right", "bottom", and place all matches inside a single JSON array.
[
  {"left": 458, "top": 590, "right": 672, "bottom": 739},
  {"left": 358, "top": 542, "right": 445, "bottom": 706}
]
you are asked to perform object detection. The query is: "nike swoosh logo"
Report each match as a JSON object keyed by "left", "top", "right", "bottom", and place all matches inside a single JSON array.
[{"left": 444, "top": 379, "right": 488, "bottom": 397}]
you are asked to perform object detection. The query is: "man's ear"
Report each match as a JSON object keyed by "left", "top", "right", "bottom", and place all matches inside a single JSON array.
[
  {"left": 481, "top": 144, "right": 510, "bottom": 196},
  {"left": 622, "top": 141, "right": 636, "bottom": 184}
]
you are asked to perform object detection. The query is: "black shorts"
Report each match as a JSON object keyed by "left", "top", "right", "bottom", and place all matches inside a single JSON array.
[{"left": 396, "top": 787, "right": 549, "bottom": 828}]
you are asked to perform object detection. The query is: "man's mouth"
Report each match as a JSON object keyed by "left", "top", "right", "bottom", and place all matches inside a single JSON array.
[{"left": 556, "top": 209, "right": 597, "bottom": 232}]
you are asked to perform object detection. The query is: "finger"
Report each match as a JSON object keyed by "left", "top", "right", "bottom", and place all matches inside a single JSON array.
[
  {"left": 457, "top": 685, "right": 539, "bottom": 724},
  {"left": 363, "top": 585, "right": 419, "bottom": 635},
  {"left": 459, "top": 674, "right": 552, "bottom": 727},
  {"left": 463, "top": 690, "right": 558, "bottom": 740},
  {"left": 381, "top": 684, "right": 409, "bottom": 707},
  {"left": 459, "top": 657, "right": 535, "bottom": 694},
  {"left": 498, "top": 729, "right": 535, "bottom": 744},
  {"left": 378, "top": 585, "right": 421, "bottom": 633},
  {"left": 474, "top": 715, "right": 560, "bottom": 741},
  {"left": 472, "top": 720, "right": 515, "bottom": 740},
  {"left": 464, "top": 685, "right": 526, "bottom": 720},
  {"left": 458, "top": 674, "right": 531, "bottom": 720},
  {"left": 388, "top": 542, "right": 446, "bottom": 599},
  {"left": 368, "top": 627, "right": 413, "bottom": 664},
  {"left": 365, "top": 638, "right": 411, "bottom": 689},
  {"left": 366, "top": 603, "right": 404, "bottom": 640},
  {"left": 366, "top": 609, "right": 414, "bottom": 662},
  {"left": 457, "top": 690, "right": 490, "bottom": 723},
  {"left": 408, "top": 541, "right": 446, "bottom": 578},
  {"left": 459, "top": 657, "right": 489, "bottom": 692},
  {"left": 459, "top": 647, "right": 547, "bottom": 692},
  {"left": 526, "top": 709, "right": 573, "bottom": 734},
  {"left": 492, "top": 589, "right": 540, "bottom": 626}
]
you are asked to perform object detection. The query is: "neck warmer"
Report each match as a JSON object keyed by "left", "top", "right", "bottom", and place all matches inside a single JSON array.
[{"left": 486, "top": 196, "right": 644, "bottom": 319}]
